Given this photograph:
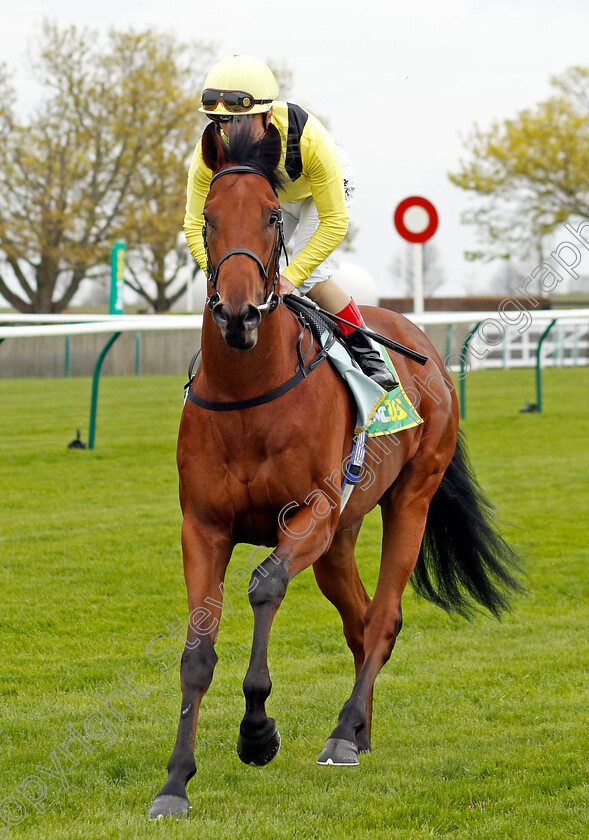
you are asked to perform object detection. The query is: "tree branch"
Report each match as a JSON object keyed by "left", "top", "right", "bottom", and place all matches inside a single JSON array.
[{"left": 0, "top": 268, "right": 30, "bottom": 311}]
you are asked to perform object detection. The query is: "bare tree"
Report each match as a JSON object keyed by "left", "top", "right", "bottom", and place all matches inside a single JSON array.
[
  {"left": 0, "top": 23, "right": 213, "bottom": 312},
  {"left": 389, "top": 241, "right": 446, "bottom": 296}
]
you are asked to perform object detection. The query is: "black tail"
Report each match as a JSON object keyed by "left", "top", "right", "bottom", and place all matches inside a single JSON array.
[{"left": 411, "top": 429, "right": 525, "bottom": 618}]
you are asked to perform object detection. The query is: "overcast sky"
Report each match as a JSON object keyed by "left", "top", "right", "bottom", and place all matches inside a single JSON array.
[{"left": 2, "top": 0, "right": 589, "bottom": 296}]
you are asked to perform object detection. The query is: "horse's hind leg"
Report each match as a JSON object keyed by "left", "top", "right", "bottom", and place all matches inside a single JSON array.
[
  {"left": 313, "top": 522, "right": 373, "bottom": 753},
  {"left": 318, "top": 469, "right": 444, "bottom": 766}
]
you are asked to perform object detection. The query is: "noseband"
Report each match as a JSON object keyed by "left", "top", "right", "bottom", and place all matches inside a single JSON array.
[{"left": 203, "top": 165, "right": 288, "bottom": 315}]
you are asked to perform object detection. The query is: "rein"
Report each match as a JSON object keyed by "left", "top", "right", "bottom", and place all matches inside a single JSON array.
[{"left": 203, "top": 165, "right": 287, "bottom": 315}]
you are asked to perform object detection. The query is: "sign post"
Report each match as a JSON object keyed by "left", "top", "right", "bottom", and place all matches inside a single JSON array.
[
  {"left": 393, "top": 197, "right": 439, "bottom": 315},
  {"left": 109, "top": 240, "right": 126, "bottom": 315}
]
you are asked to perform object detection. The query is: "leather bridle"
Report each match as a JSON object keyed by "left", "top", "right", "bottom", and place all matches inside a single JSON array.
[{"left": 203, "top": 165, "right": 288, "bottom": 315}]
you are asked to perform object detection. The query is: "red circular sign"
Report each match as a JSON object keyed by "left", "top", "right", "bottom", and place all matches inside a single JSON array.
[{"left": 394, "top": 196, "right": 439, "bottom": 243}]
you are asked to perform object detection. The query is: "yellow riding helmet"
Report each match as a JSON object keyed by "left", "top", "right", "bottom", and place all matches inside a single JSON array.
[{"left": 200, "top": 54, "right": 278, "bottom": 116}]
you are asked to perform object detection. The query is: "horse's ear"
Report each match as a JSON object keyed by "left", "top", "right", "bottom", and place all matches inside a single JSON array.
[
  {"left": 201, "top": 122, "right": 227, "bottom": 172},
  {"left": 259, "top": 123, "right": 282, "bottom": 171}
]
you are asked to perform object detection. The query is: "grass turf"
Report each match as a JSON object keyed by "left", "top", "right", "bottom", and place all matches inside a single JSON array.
[{"left": 0, "top": 367, "right": 587, "bottom": 839}]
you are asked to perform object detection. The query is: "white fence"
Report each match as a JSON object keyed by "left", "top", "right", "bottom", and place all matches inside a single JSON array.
[
  {"left": 1, "top": 308, "right": 589, "bottom": 377},
  {"left": 465, "top": 319, "right": 589, "bottom": 370},
  {"left": 397, "top": 309, "right": 589, "bottom": 371},
  {"left": 0, "top": 314, "right": 204, "bottom": 378},
  {"left": 1, "top": 309, "right": 587, "bottom": 438}
]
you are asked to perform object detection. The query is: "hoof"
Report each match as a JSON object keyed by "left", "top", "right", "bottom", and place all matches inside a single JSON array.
[
  {"left": 317, "top": 738, "right": 359, "bottom": 766},
  {"left": 148, "top": 794, "right": 190, "bottom": 820},
  {"left": 237, "top": 723, "right": 281, "bottom": 766}
]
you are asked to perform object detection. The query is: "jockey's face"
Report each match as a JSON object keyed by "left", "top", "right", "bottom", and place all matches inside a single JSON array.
[{"left": 221, "top": 110, "right": 272, "bottom": 142}]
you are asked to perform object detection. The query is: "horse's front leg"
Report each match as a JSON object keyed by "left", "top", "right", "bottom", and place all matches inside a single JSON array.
[
  {"left": 149, "top": 515, "right": 232, "bottom": 819},
  {"left": 237, "top": 497, "right": 337, "bottom": 765}
]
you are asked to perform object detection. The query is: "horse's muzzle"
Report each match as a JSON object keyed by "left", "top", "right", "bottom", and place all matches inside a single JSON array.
[{"left": 212, "top": 301, "right": 262, "bottom": 350}]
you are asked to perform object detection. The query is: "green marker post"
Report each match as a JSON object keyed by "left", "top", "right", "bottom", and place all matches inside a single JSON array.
[
  {"left": 109, "top": 240, "right": 126, "bottom": 315},
  {"left": 86, "top": 240, "right": 125, "bottom": 449}
]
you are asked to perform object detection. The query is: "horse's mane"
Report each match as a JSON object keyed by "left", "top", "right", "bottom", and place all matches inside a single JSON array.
[{"left": 217, "top": 122, "right": 287, "bottom": 194}]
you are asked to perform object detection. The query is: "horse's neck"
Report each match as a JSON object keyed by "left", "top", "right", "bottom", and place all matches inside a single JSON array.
[{"left": 199, "top": 308, "right": 295, "bottom": 400}]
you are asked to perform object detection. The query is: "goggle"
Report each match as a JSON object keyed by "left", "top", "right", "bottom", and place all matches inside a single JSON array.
[
  {"left": 201, "top": 88, "right": 273, "bottom": 113},
  {"left": 207, "top": 113, "right": 235, "bottom": 124}
]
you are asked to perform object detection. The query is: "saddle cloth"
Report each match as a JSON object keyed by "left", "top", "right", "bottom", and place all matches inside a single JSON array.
[
  {"left": 320, "top": 332, "right": 423, "bottom": 437},
  {"left": 283, "top": 295, "right": 423, "bottom": 437}
]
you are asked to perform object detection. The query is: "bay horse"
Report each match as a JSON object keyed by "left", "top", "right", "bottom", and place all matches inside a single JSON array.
[{"left": 148, "top": 123, "right": 521, "bottom": 819}]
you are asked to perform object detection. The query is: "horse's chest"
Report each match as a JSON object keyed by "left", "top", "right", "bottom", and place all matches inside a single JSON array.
[
  {"left": 217, "top": 437, "right": 328, "bottom": 516},
  {"left": 215, "top": 458, "right": 290, "bottom": 544},
  {"left": 179, "top": 421, "right": 344, "bottom": 542},
  {"left": 224, "top": 450, "right": 303, "bottom": 510}
]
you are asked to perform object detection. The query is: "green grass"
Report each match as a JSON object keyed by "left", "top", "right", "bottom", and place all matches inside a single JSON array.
[{"left": 0, "top": 368, "right": 587, "bottom": 839}]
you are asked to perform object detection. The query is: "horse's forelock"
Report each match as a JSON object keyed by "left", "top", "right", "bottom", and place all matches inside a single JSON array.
[{"left": 217, "top": 122, "right": 285, "bottom": 194}]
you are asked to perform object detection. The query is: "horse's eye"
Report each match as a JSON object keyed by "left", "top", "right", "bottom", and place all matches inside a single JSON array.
[{"left": 269, "top": 211, "right": 280, "bottom": 226}]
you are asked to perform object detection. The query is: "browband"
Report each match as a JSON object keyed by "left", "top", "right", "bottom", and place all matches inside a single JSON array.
[{"left": 210, "top": 165, "right": 277, "bottom": 195}]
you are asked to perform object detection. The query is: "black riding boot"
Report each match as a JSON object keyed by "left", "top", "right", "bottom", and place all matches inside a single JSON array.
[{"left": 343, "top": 329, "right": 399, "bottom": 391}]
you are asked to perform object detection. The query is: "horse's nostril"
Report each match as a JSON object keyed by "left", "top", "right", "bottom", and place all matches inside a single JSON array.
[
  {"left": 213, "top": 301, "right": 261, "bottom": 333},
  {"left": 241, "top": 304, "right": 262, "bottom": 331},
  {"left": 212, "top": 302, "right": 230, "bottom": 328}
]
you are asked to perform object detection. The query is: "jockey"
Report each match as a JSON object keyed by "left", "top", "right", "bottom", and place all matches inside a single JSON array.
[{"left": 184, "top": 54, "right": 397, "bottom": 391}]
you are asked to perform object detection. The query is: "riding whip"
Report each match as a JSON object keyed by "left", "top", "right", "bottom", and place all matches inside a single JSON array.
[{"left": 289, "top": 295, "right": 428, "bottom": 366}]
